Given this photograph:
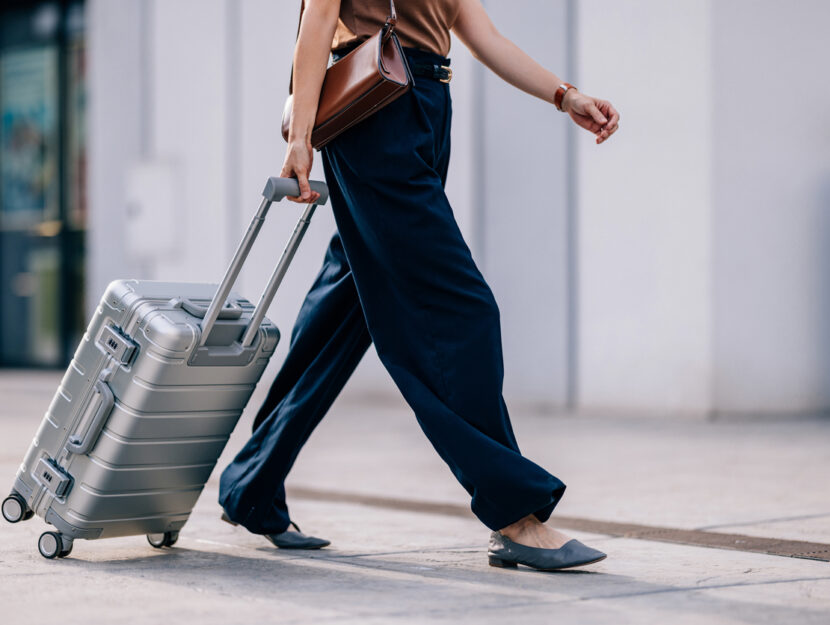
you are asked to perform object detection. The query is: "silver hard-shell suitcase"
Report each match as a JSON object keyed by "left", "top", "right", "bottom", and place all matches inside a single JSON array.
[{"left": 2, "top": 177, "right": 329, "bottom": 559}]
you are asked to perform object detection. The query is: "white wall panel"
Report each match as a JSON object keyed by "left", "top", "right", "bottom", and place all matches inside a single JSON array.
[
  {"left": 479, "top": 1, "right": 572, "bottom": 406},
  {"left": 87, "top": 0, "right": 146, "bottom": 314},
  {"left": 149, "top": 0, "right": 229, "bottom": 282},
  {"left": 711, "top": 0, "right": 830, "bottom": 413},
  {"left": 576, "top": 0, "right": 713, "bottom": 413}
]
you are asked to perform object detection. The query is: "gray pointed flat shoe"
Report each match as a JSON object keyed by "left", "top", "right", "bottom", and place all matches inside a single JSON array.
[
  {"left": 265, "top": 522, "right": 330, "bottom": 550},
  {"left": 221, "top": 512, "right": 330, "bottom": 550},
  {"left": 488, "top": 531, "right": 606, "bottom": 571}
]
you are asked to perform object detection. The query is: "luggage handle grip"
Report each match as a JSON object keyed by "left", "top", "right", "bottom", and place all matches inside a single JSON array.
[
  {"left": 263, "top": 177, "right": 329, "bottom": 204},
  {"left": 66, "top": 375, "right": 114, "bottom": 456},
  {"left": 199, "top": 177, "right": 329, "bottom": 347}
]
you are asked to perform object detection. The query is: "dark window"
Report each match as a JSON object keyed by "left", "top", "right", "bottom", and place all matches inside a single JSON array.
[{"left": 0, "top": 1, "right": 86, "bottom": 367}]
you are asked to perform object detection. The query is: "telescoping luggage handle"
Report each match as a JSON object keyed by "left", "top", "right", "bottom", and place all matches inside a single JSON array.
[{"left": 199, "top": 177, "right": 329, "bottom": 348}]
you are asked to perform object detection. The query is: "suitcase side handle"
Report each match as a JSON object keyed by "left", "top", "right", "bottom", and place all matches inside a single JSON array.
[
  {"left": 176, "top": 297, "right": 243, "bottom": 320},
  {"left": 199, "top": 177, "right": 329, "bottom": 347},
  {"left": 66, "top": 374, "right": 114, "bottom": 456}
]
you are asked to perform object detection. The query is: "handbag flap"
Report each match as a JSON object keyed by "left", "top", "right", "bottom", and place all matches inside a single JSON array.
[
  {"left": 316, "top": 31, "right": 407, "bottom": 124},
  {"left": 281, "top": 0, "right": 409, "bottom": 147}
]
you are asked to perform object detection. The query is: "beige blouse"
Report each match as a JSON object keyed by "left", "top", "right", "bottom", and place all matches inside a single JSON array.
[{"left": 332, "top": 0, "right": 461, "bottom": 57}]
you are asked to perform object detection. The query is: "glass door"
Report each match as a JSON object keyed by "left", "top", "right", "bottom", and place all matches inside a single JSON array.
[{"left": 0, "top": 1, "right": 85, "bottom": 367}]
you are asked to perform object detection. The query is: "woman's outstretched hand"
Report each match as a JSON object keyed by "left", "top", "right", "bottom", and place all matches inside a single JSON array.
[
  {"left": 563, "top": 91, "right": 620, "bottom": 145},
  {"left": 280, "top": 139, "right": 321, "bottom": 203},
  {"left": 451, "top": 0, "right": 619, "bottom": 144}
]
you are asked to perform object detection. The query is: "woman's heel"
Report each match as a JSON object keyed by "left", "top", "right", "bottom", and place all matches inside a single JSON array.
[
  {"left": 220, "top": 511, "right": 239, "bottom": 527},
  {"left": 488, "top": 555, "right": 518, "bottom": 569}
]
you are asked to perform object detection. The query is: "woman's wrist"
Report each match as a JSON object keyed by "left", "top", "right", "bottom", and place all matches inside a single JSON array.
[
  {"left": 555, "top": 83, "right": 578, "bottom": 112},
  {"left": 288, "top": 122, "right": 313, "bottom": 145},
  {"left": 288, "top": 103, "right": 317, "bottom": 144}
]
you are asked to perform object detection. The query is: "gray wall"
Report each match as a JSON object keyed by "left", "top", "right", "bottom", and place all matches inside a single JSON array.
[
  {"left": 87, "top": 0, "right": 830, "bottom": 416},
  {"left": 575, "top": 0, "right": 830, "bottom": 416},
  {"left": 87, "top": 0, "right": 146, "bottom": 309},
  {"left": 575, "top": 0, "right": 713, "bottom": 414},
  {"left": 711, "top": 1, "right": 830, "bottom": 413},
  {"left": 479, "top": 2, "right": 572, "bottom": 407}
]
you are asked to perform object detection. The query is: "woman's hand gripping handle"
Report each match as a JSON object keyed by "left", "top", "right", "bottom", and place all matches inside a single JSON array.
[{"left": 282, "top": 0, "right": 341, "bottom": 203}]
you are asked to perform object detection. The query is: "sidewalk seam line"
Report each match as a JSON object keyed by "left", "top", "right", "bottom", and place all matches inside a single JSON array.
[{"left": 287, "top": 486, "right": 830, "bottom": 562}]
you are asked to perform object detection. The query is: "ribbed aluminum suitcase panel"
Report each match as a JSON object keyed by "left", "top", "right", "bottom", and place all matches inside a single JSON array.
[
  {"left": 4, "top": 177, "right": 329, "bottom": 557},
  {"left": 12, "top": 279, "right": 279, "bottom": 540},
  {"left": 79, "top": 456, "right": 216, "bottom": 491}
]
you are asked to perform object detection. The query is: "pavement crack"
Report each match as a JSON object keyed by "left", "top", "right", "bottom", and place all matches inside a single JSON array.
[
  {"left": 696, "top": 512, "right": 830, "bottom": 531},
  {"left": 579, "top": 575, "right": 830, "bottom": 602},
  {"left": 322, "top": 545, "right": 481, "bottom": 559}
]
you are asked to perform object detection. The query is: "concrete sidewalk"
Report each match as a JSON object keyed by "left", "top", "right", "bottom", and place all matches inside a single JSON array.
[{"left": 1, "top": 370, "right": 828, "bottom": 624}]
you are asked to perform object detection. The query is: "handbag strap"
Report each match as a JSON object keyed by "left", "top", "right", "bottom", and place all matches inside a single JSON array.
[{"left": 288, "top": 0, "right": 398, "bottom": 95}]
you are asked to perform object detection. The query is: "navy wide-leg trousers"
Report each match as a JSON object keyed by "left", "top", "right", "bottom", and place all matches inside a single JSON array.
[{"left": 219, "top": 48, "right": 566, "bottom": 534}]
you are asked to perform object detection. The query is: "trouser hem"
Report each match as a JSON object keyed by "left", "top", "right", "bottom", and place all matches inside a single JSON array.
[
  {"left": 219, "top": 489, "right": 292, "bottom": 536},
  {"left": 475, "top": 482, "right": 567, "bottom": 532}
]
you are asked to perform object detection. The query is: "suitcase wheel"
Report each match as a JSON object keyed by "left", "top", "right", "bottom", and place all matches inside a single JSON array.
[
  {"left": 59, "top": 543, "right": 73, "bottom": 558},
  {"left": 38, "top": 531, "right": 74, "bottom": 559},
  {"left": 2, "top": 493, "right": 31, "bottom": 524},
  {"left": 147, "top": 530, "right": 179, "bottom": 549}
]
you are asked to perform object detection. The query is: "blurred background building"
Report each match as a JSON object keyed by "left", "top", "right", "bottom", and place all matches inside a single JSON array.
[
  {"left": 1, "top": 0, "right": 828, "bottom": 417},
  {"left": 0, "top": 1, "right": 85, "bottom": 368}
]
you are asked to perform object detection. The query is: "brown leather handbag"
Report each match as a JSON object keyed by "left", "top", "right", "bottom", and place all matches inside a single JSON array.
[{"left": 281, "top": 0, "right": 413, "bottom": 150}]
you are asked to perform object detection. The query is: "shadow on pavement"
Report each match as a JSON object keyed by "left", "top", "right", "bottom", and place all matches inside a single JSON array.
[{"left": 52, "top": 543, "right": 830, "bottom": 624}]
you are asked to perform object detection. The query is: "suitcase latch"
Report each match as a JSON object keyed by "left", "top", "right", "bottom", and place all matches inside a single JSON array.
[
  {"left": 35, "top": 458, "right": 73, "bottom": 498},
  {"left": 97, "top": 325, "right": 137, "bottom": 365}
]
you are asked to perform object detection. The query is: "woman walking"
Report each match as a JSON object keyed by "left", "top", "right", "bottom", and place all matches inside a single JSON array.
[{"left": 219, "top": 0, "right": 619, "bottom": 571}]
